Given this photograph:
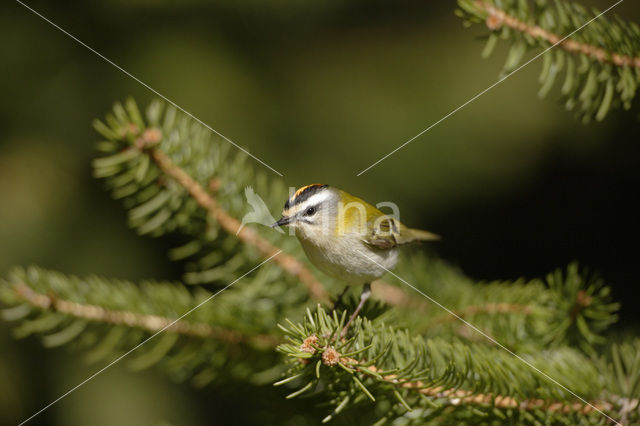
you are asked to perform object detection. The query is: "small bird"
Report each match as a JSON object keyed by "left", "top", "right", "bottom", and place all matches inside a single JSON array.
[{"left": 272, "top": 184, "right": 439, "bottom": 332}]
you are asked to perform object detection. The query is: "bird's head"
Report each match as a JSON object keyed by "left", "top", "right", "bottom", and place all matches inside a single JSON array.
[{"left": 272, "top": 184, "right": 338, "bottom": 240}]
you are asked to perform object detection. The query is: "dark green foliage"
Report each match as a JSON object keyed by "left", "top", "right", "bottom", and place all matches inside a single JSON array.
[
  {"left": 1, "top": 98, "right": 638, "bottom": 424},
  {"left": 392, "top": 255, "right": 619, "bottom": 353},
  {"left": 457, "top": 0, "right": 640, "bottom": 122}
]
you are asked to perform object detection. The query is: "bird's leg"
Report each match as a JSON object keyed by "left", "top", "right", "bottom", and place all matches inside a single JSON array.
[
  {"left": 341, "top": 283, "right": 371, "bottom": 337},
  {"left": 331, "top": 285, "right": 350, "bottom": 313}
]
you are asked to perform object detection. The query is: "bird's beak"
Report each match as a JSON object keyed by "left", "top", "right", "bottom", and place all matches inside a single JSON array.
[{"left": 271, "top": 216, "right": 293, "bottom": 228}]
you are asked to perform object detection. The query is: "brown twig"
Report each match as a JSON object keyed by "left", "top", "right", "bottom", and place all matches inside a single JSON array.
[
  {"left": 13, "top": 283, "right": 279, "bottom": 347},
  {"left": 476, "top": 0, "right": 640, "bottom": 69},
  {"left": 329, "top": 354, "right": 618, "bottom": 416}
]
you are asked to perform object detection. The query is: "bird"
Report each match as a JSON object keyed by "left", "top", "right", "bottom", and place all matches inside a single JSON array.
[{"left": 272, "top": 184, "right": 439, "bottom": 333}]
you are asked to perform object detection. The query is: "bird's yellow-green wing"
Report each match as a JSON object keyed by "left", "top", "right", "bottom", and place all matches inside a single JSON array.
[{"left": 336, "top": 189, "right": 439, "bottom": 249}]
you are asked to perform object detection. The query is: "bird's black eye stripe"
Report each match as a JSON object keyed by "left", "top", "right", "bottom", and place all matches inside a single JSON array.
[{"left": 304, "top": 206, "right": 316, "bottom": 216}]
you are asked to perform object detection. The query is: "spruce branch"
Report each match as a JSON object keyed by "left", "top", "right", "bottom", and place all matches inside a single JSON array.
[
  {"left": 396, "top": 257, "right": 618, "bottom": 352},
  {"left": 148, "top": 146, "right": 329, "bottom": 303},
  {"left": 337, "top": 356, "right": 611, "bottom": 416},
  {"left": 102, "top": 120, "right": 329, "bottom": 302},
  {"left": 457, "top": 0, "right": 640, "bottom": 121},
  {"left": 277, "top": 307, "right": 636, "bottom": 424},
  {"left": 0, "top": 265, "right": 290, "bottom": 387},
  {"left": 475, "top": 0, "right": 640, "bottom": 69}
]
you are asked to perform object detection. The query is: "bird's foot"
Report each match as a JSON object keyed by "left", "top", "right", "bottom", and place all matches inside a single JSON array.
[{"left": 340, "top": 283, "right": 371, "bottom": 338}]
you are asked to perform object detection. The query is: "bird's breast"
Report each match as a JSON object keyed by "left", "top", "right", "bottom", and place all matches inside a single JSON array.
[{"left": 297, "top": 231, "right": 397, "bottom": 285}]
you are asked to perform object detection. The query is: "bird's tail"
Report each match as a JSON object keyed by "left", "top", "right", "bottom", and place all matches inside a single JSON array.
[{"left": 403, "top": 228, "right": 441, "bottom": 243}]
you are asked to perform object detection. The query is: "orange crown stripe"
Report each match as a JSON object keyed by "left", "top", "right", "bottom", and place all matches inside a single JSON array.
[{"left": 294, "top": 184, "right": 325, "bottom": 198}]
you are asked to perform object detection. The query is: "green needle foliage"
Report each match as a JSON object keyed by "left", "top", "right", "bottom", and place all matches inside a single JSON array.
[
  {"left": 1, "top": 97, "right": 638, "bottom": 424},
  {"left": 457, "top": 0, "right": 640, "bottom": 122}
]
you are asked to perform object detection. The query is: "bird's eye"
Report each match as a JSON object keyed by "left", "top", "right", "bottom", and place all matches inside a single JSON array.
[{"left": 305, "top": 206, "right": 316, "bottom": 216}]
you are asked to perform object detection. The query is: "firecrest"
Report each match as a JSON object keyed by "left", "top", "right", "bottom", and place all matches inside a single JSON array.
[{"left": 273, "top": 184, "right": 439, "bottom": 331}]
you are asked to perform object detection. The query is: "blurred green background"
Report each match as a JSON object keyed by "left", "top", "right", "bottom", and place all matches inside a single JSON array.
[{"left": 1, "top": 1, "right": 639, "bottom": 425}]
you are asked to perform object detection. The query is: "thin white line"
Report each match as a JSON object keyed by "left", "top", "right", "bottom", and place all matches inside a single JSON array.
[
  {"left": 15, "top": 0, "right": 284, "bottom": 177},
  {"left": 356, "top": 0, "right": 624, "bottom": 176},
  {"left": 360, "top": 253, "right": 621, "bottom": 425},
  {"left": 18, "top": 251, "right": 282, "bottom": 426}
]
